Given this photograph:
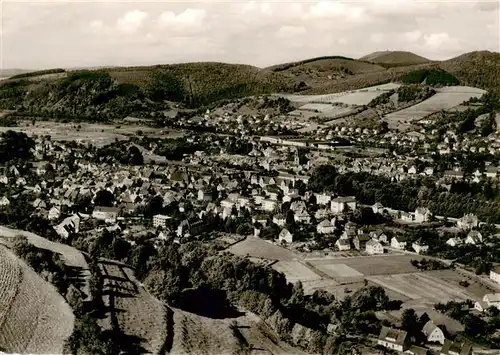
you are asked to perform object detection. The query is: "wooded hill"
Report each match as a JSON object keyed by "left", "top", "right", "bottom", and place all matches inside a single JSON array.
[{"left": 0, "top": 51, "right": 498, "bottom": 121}]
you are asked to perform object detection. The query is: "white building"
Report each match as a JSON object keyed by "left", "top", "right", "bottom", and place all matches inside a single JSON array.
[
  {"left": 391, "top": 236, "right": 407, "bottom": 250},
  {"left": 475, "top": 293, "right": 500, "bottom": 312},
  {"left": 415, "top": 207, "right": 432, "bottom": 223},
  {"left": 278, "top": 229, "right": 293, "bottom": 244},
  {"left": 377, "top": 327, "right": 408, "bottom": 352},
  {"left": 412, "top": 239, "right": 429, "bottom": 254},
  {"left": 317, "top": 219, "right": 336, "bottom": 234},
  {"left": 422, "top": 321, "right": 445, "bottom": 344},
  {"left": 92, "top": 206, "right": 119, "bottom": 223},
  {"left": 490, "top": 267, "right": 500, "bottom": 285},
  {"left": 314, "top": 193, "right": 332, "bottom": 206},
  {"left": 366, "top": 239, "right": 384, "bottom": 255},
  {"left": 335, "top": 238, "right": 351, "bottom": 251},
  {"left": 272, "top": 214, "right": 286, "bottom": 227},
  {"left": 330, "top": 196, "right": 357, "bottom": 214},
  {"left": 261, "top": 199, "right": 277, "bottom": 212},
  {"left": 153, "top": 214, "right": 171, "bottom": 228},
  {"left": 48, "top": 206, "right": 61, "bottom": 220}
]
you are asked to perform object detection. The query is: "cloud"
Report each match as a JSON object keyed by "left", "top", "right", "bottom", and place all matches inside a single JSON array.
[
  {"left": 276, "top": 25, "right": 306, "bottom": 39},
  {"left": 1, "top": 0, "right": 497, "bottom": 69},
  {"left": 404, "top": 30, "right": 422, "bottom": 43},
  {"left": 424, "top": 32, "right": 453, "bottom": 49},
  {"left": 157, "top": 8, "right": 206, "bottom": 32},
  {"left": 370, "top": 33, "right": 384, "bottom": 44},
  {"left": 116, "top": 10, "right": 148, "bottom": 34}
]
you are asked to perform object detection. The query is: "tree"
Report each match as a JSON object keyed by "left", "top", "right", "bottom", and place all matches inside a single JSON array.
[
  {"left": 94, "top": 190, "right": 114, "bottom": 207},
  {"left": 127, "top": 146, "right": 144, "bottom": 165}
]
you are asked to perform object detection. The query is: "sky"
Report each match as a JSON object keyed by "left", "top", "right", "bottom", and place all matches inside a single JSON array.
[{"left": 1, "top": 0, "right": 499, "bottom": 69}]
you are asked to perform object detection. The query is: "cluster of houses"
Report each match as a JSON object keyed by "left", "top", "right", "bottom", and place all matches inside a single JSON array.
[{"left": 378, "top": 323, "right": 472, "bottom": 355}]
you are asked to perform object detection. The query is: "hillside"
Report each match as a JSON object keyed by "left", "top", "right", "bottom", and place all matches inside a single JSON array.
[
  {"left": 0, "top": 245, "right": 74, "bottom": 354},
  {"left": 0, "top": 63, "right": 295, "bottom": 120},
  {"left": 360, "top": 51, "right": 431, "bottom": 65},
  {"left": 0, "top": 50, "right": 498, "bottom": 122},
  {"left": 439, "top": 51, "right": 500, "bottom": 93}
]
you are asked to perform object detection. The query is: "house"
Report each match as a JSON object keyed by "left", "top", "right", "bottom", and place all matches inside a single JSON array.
[
  {"left": 54, "top": 215, "right": 81, "bottom": 239},
  {"left": 331, "top": 196, "right": 357, "bottom": 214},
  {"left": 457, "top": 214, "right": 478, "bottom": 230},
  {"left": 294, "top": 210, "right": 311, "bottom": 224},
  {"left": 439, "top": 340, "right": 472, "bottom": 355},
  {"left": 475, "top": 293, "right": 500, "bottom": 312},
  {"left": 314, "top": 192, "right": 332, "bottom": 205},
  {"left": 415, "top": 207, "right": 432, "bottom": 223},
  {"left": 92, "top": 206, "right": 120, "bottom": 223},
  {"left": 400, "top": 212, "right": 413, "bottom": 222},
  {"left": 278, "top": 229, "right": 293, "bottom": 244},
  {"left": 335, "top": 238, "right": 351, "bottom": 251},
  {"left": 465, "top": 230, "right": 483, "bottom": 245},
  {"left": 48, "top": 206, "right": 61, "bottom": 220},
  {"left": 353, "top": 234, "right": 370, "bottom": 250},
  {"left": 372, "top": 202, "right": 384, "bottom": 214},
  {"left": 370, "top": 230, "right": 388, "bottom": 244},
  {"left": 153, "top": 214, "right": 171, "bottom": 228},
  {"left": 317, "top": 219, "right": 336, "bottom": 234},
  {"left": 261, "top": 199, "right": 277, "bottom": 212},
  {"left": 197, "top": 189, "right": 213, "bottom": 202},
  {"left": 391, "top": 236, "right": 407, "bottom": 250},
  {"left": 366, "top": 239, "right": 384, "bottom": 255},
  {"left": 412, "top": 239, "right": 429, "bottom": 254},
  {"left": 446, "top": 237, "right": 462, "bottom": 247},
  {"left": 490, "top": 267, "right": 500, "bottom": 285},
  {"left": 272, "top": 214, "right": 286, "bottom": 227},
  {"left": 377, "top": 326, "right": 409, "bottom": 352},
  {"left": 0, "top": 196, "right": 10, "bottom": 207},
  {"left": 422, "top": 321, "right": 445, "bottom": 344},
  {"left": 405, "top": 346, "right": 429, "bottom": 355}
]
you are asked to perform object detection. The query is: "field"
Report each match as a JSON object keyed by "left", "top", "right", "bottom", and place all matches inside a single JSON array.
[
  {"left": 229, "top": 236, "right": 298, "bottom": 262},
  {"left": 272, "top": 260, "right": 322, "bottom": 283},
  {"left": 306, "top": 254, "right": 421, "bottom": 279},
  {"left": 384, "top": 86, "right": 486, "bottom": 128},
  {"left": 0, "top": 226, "right": 90, "bottom": 298},
  {"left": 0, "top": 120, "right": 184, "bottom": 147},
  {"left": 0, "top": 245, "right": 74, "bottom": 354},
  {"left": 100, "top": 261, "right": 168, "bottom": 354},
  {"left": 366, "top": 269, "right": 489, "bottom": 306},
  {"left": 278, "top": 82, "right": 401, "bottom": 106}
]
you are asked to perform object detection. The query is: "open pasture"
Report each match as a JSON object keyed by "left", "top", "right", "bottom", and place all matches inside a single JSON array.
[
  {"left": 272, "top": 260, "right": 322, "bottom": 283},
  {"left": 306, "top": 254, "right": 421, "bottom": 278},
  {"left": 384, "top": 86, "right": 486, "bottom": 126},
  {"left": 367, "top": 270, "right": 483, "bottom": 305},
  {"left": 0, "top": 121, "right": 184, "bottom": 147},
  {"left": 229, "top": 236, "right": 298, "bottom": 262},
  {"left": 278, "top": 82, "right": 400, "bottom": 106}
]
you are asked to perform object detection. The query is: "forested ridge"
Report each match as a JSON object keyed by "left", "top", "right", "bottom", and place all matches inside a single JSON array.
[{"left": 0, "top": 51, "right": 498, "bottom": 122}]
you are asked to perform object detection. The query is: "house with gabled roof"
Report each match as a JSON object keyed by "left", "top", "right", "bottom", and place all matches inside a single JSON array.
[
  {"left": 422, "top": 321, "right": 445, "bottom": 344},
  {"left": 370, "top": 229, "right": 388, "bottom": 243},
  {"left": 272, "top": 214, "right": 286, "bottom": 227},
  {"left": 391, "top": 235, "right": 407, "bottom": 250},
  {"left": 415, "top": 207, "right": 432, "bottom": 223},
  {"left": 412, "top": 239, "right": 429, "bottom": 254},
  {"left": 366, "top": 239, "right": 384, "bottom": 255},
  {"left": 439, "top": 340, "right": 471, "bottom": 355},
  {"left": 465, "top": 230, "right": 483, "bottom": 245},
  {"left": 317, "top": 219, "right": 335, "bottom": 234},
  {"left": 278, "top": 229, "right": 293, "bottom": 244},
  {"left": 353, "top": 234, "right": 370, "bottom": 250},
  {"left": 377, "top": 326, "right": 409, "bottom": 352},
  {"left": 335, "top": 238, "right": 350, "bottom": 251}
]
